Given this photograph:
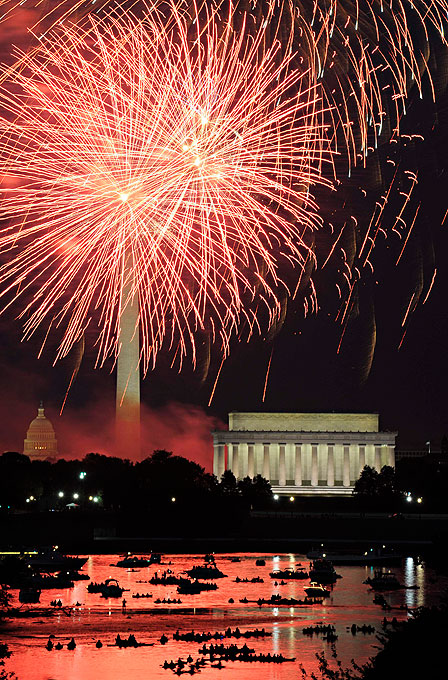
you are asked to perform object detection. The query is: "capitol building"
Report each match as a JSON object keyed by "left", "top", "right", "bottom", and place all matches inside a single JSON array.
[
  {"left": 212, "top": 412, "right": 396, "bottom": 496},
  {"left": 23, "top": 402, "right": 58, "bottom": 461}
]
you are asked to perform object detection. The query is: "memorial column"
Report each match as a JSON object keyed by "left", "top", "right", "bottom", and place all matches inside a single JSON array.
[
  {"left": 294, "top": 444, "right": 302, "bottom": 486},
  {"left": 263, "top": 444, "right": 270, "bottom": 481},
  {"left": 213, "top": 442, "right": 219, "bottom": 477},
  {"left": 214, "top": 444, "right": 225, "bottom": 479},
  {"left": 374, "top": 445, "right": 382, "bottom": 472},
  {"left": 343, "top": 444, "right": 351, "bottom": 487},
  {"left": 311, "top": 444, "right": 318, "bottom": 487},
  {"left": 247, "top": 444, "right": 255, "bottom": 478},
  {"left": 358, "top": 445, "right": 366, "bottom": 476},
  {"left": 279, "top": 444, "right": 286, "bottom": 486},
  {"left": 327, "top": 444, "right": 335, "bottom": 486},
  {"left": 231, "top": 443, "right": 239, "bottom": 479},
  {"left": 387, "top": 445, "right": 395, "bottom": 468}
]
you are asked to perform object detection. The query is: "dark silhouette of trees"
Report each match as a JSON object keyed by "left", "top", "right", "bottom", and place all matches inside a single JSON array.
[
  {"left": 353, "top": 465, "right": 399, "bottom": 510},
  {"left": 0, "top": 451, "right": 273, "bottom": 516},
  {"left": 237, "top": 474, "right": 272, "bottom": 507},
  {"left": 219, "top": 470, "right": 239, "bottom": 495},
  {"left": 353, "top": 465, "right": 379, "bottom": 496},
  {"left": 354, "top": 465, "right": 398, "bottom": 498}
]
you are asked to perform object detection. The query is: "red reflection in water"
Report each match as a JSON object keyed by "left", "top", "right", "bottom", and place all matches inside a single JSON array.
[{"left": 2, "top": 553, "right": 445, "bottom": 680}]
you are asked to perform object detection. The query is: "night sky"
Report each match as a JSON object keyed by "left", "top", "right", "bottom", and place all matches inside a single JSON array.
[{"left": 0, "top": 1, "right": 447, "bottom": 467}]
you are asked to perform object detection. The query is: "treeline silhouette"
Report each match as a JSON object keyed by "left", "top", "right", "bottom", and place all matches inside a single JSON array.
[{"left": 0, "top": 449, "right": 272, "bottom": 513}]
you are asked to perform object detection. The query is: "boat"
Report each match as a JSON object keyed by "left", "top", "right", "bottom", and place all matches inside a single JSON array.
[
  {"left": 114, "top": 555, "right": 152, "bottom": 568},
  {"left": 176, "top": 579, "right": 218, "bottom": 595},
  {"left": 24, "top": 548, "right": 87, "bottom": 572},
  {"left": 269, "top": 566, "right": 308, "bottom": 580},
  {"left": 87, "top": 578, "right": 125, "bottom": 597},
  {"left": 255, "top": 559, "right": 266, "bottom": 566},
  {"left": 306, "top": 547, "right": 402, "bottom": 566},
  {"left": 185, "top": 564, "right": 227, "bottom": 579},
  {"left": 148, "top": 553, "right": 162, "bottom": 564},
  {"left": 309, "top": 559, "right": 341, "bottom": 584},
  {"left": 100, "top": 578, "right": 125, "bottom": 598},
  {"left": 304, "top": 582, "right": 331, "bottom": 598},
  {"left": 64, "top": 570, "right": 90, "bottom": 581},
  {"left": 149, "top": 572, "right": 182, "bottom": 586},
  {"left": 27, "top": 572, "right": 74, "bottom": 589},
  {"left": 364, "top": 570, "right": 402, "bottom": 591},
  {"left": 18, "top": 586, "right": 41, "bottom": 603}
]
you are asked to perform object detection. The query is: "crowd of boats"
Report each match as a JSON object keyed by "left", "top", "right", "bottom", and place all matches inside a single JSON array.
[
  {"left": 0, "top": 545, "right": 416, "bottom": 613},
  {"left": 1, "top": 547, "right": 426, "bottom": 675}
]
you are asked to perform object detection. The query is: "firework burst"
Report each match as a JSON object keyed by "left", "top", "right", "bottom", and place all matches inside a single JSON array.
[{"left": 0, "top": 2, "right": 332, "bottom": 372}]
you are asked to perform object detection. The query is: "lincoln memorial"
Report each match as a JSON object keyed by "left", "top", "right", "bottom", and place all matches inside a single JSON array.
[{"left": 212, "top": 412, "right": 396, "bottom": 496}]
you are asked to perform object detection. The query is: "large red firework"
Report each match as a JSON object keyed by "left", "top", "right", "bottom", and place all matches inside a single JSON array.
[{"left": 0, "top": 2, "right": 331, "bottom": 372}]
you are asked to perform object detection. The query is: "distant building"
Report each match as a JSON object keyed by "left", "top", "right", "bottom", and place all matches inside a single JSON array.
[
  {"left": 212, "top": 412, "right": 396, "bottom": 496},
  {"left": 395, "top": 450, "right": 429, "bottom": 460},
  {"left": 23, "top": 402, "right": 58, "bottom": 460}
]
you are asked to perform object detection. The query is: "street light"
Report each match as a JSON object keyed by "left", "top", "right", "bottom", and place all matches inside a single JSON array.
[
  {"left": 79, "top": 471, "right": 87, "bottom": 480},
  {"left": 289, "top": 496, "right": 294, "bottom": 502},
  {"left": 417, "top": 497, "right": 423, "bottom": 504},
  {"left": 273, "top": 494, "right": 279, "bottom": 500},
  {"left": 58, "top": 491, "right": 64, "bottom": 498},
  {"left": 73, "top": 492, "right": 79, "bottom": 500},
  {"left": 171, "top": 497, "right": 176, "bottom": 502}
]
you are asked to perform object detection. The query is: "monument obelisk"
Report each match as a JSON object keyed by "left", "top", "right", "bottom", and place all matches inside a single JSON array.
[{"left": 116, "top": 260, "right": 141, "bottom": 460}]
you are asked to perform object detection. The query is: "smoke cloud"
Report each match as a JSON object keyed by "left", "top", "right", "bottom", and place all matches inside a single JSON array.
[{"left": 0, "top": 390, "right": 225, "bottom": 472}]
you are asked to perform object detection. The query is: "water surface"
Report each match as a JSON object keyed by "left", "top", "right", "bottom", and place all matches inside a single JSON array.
[{"left": 3, "top": 553, "right": 445, "bottom": 679}]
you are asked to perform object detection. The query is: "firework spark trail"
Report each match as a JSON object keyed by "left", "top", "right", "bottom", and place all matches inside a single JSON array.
[
  {"left": 0, "top": 0, "right": 446, "bottom": 372},
  {"left": 0, "top": 2, "right": 333, "bottom": 372}
]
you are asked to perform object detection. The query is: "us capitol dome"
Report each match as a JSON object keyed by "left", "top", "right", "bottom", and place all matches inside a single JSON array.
[{"left": 23, "top": 401, "right": 58, "bottom": 461}]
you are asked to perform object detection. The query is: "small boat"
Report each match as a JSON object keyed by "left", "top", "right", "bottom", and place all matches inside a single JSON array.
[
  {"left": 28, "top": 572, "right": 74, "bottom": 589},
  {"left": 25, "top": 548, "right": 87, "bottom": 572},
  {"left": 269, "top": 566, "right": 308, "bottom": 580},
  {"left": 63, "top": 570, "right": 90, "bottom": 581},
  {"left": 230, "top": 557, "right": 241, "bottom": 563},
  {"left": 176, "top": 579, "right": 218, "bottom": 594},
  {"left": 309, "top": 559, "right": 341, "bottom": 584},
  {"left": 185, "top": 564, "right": 227, "bottom": 579},
  {"left": 100, "top": 578, "right": 125, "bottom": 598},
  {"left": 304, "top": 582, "right": 331, "bottom": 598},
  {"left": 255, "top": 559, "right": 266, "bottom": 566},
  {"left": 88, "top": 578, "right": 125, "bottom": 597},
  {"left": 114, "top": 555, "right": 151, "bottom": 568},
  {"left": 364, "top": 570, "right": 402, "bottom": 591},
  {"left": 19, "top": 586, "right": 41, "bottom": 603},
  {"left": 148, "top": 553, "right": 162, "bottom": 565}
]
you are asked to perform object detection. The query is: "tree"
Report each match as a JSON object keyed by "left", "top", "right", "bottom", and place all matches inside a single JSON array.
[
  {"left": 219, "top": 470, "right": 239, "bottom": 496},
  {"left": 353, "top": 465, "right": 379, "bottom": 496},
  {"left": 237, "top": 474, "right": 272, "bottom": 508},
  {"left": 377, "top": 465, "right": 397, "bottom": 497}
]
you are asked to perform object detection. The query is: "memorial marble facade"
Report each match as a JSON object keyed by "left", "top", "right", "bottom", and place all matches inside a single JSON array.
[{"left": 212, "top": 412, "right": 396, "bottom": 496}]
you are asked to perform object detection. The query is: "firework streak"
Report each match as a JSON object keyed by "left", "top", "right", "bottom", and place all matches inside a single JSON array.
[
  {"left": 0, "top": 0, "right": 447, "bottom": 369},
  {"left": 0, "top": 1, "right": 333, "bottom": 371}
]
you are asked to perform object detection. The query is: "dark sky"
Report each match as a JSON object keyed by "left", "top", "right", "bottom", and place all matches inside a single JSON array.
[{"left": 0, "top": 1, "right": 447, "bottom": 466}]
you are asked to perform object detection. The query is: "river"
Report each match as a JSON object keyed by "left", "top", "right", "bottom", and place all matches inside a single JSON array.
[{"left": 2, "top": 552, "right": 445, "bottom": 679}]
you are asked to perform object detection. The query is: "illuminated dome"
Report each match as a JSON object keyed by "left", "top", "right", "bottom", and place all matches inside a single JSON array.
[{"left": 23, "top": 402, "right": 58, "bottom": 460}]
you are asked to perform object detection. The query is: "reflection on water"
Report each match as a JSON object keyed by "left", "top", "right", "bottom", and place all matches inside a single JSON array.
[{"left": 3, "top": 553, "right": 447, "bottom": 680}]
